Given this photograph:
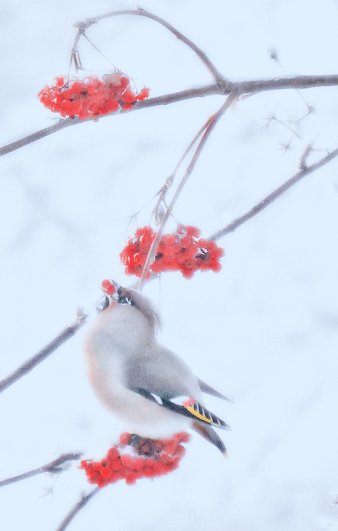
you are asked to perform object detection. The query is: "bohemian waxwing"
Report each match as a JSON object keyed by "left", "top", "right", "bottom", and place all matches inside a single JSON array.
[{"left": 84, "top": 280, "right": 229, "bottom": 455}]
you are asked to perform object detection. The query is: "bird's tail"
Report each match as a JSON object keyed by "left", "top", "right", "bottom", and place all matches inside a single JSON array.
[{"left": 192, "top": 422, "right": 227, "bottom": 456}]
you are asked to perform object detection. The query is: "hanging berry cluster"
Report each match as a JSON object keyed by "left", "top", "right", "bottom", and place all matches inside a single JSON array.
[
  {"left": 38, "top": 73, "right": 149, "bottom": 119},
  {"left": 81, "top": 432, "right": 190, "bottom": 487},
  {"left": 120, "top": 225, "right": 224, "bottom": 279}
]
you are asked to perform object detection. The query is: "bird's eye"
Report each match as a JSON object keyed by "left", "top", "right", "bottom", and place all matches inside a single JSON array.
[
  {"left": 116, "top": 287, "right": 134, "bottom": 306},
  {"left": 118, "top": 296, "right": 134, "bottom": 306}
]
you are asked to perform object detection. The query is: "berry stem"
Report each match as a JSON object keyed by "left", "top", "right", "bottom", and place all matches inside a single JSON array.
[
  {"left": 138, "top": 93, "right": 237, "bottom": 289},
  {"left": 73, "top": 8, "right": 224, "bottom": 85}
]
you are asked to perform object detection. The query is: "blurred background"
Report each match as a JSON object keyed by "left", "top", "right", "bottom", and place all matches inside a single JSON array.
[{"left": 1, "top": 0, "right": 338, "bottom": 529}]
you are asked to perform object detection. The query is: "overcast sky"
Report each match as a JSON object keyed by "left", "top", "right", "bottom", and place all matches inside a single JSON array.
[{"left": 1, "top": 1, "right": 338, "bottom": 530}]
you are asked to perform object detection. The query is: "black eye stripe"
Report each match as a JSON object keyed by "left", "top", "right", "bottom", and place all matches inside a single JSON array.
[{"left": 118, "top": 296, "right": 134, "bottom": 306}]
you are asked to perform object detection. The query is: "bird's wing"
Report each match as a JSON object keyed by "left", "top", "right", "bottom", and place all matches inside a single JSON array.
[
  {"left": 160, "top": 395, "right": 229, "bottom": 430},
  {"left": 130, "top": 386, "right": 229, "bottom": 430},
  {"left": 125, "top": 346, "right": 200, "bottom": 399},
  {"left": 125, "top": 347, "right": 229, "bottom": 430},
  {"left": 197, "top": 378, "right": 233, "bottom": 402}
]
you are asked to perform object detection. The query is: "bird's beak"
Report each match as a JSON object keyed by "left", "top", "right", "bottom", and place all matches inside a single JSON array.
[
  {"left": 96, "top": 279, "right": 121, "bottom": 312},
  {"left": 96, "top": 295, "right": 110, "bottom": 313}
]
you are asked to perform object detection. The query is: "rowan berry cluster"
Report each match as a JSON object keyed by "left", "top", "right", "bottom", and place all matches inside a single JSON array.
[
  {"left": 120, "top": 225, "right": 224, "bottom": 278},
  {"left": 81, "top": 432, "right": 190, "bottom": 487},
  {"left": 38, "top": 73, "right": 149, "bottom": 119}
]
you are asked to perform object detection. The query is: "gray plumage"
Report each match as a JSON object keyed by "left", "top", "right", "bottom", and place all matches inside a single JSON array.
[{"left": 85, "top": 285, "right": 228, "bottom": 454}]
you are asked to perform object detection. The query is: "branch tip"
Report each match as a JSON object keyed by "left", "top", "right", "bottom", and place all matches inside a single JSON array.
[{"left": 0, "top": 452, "right": 82, "bottom": 488}]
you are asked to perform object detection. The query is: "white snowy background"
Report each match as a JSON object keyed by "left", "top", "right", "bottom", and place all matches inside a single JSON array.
[{"left": 1, "top": 0, "right": 338, "bottom": 530}]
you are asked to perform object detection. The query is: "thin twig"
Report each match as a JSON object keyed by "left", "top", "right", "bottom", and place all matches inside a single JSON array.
[
  {"left": 265, "top": 115, "right": 301, "bottom": 139},
  {"left": 69, "top": 27, "right": 84, "bottom": 74},
  {"left": 299, "top": 144, "right": 313, "bottom": 170},
  {"left": 0, "top": 453, "right": 81, "bottom": 488},
  {"left": 73, "top": 7, "right": 224, "bottom": 84},
  {"left": 209, "top": 146, "right": 338, "bottom": 240},
  {"left": 2, "top": 75, "right": 338, "bottom": 157},
  {"left": 82, "top": 33, "right": 116, "bottom": 69},
  {"left": 152, "top": 116, "right": 212, "bottom": 224},
  {"left": 0, "top": 85, "right": 218, "bottom": 157},
  {"left": 138, "top": 94, "right": 237, "bottom": 288},
  {"left": 1, "top": 145, "right": 337, "bottom": 392},
  {"left": 56, "top": 487, "right": 100, "bottom": 531},
  {"left": 0, "top": 311, "right": 87, "bottom": 394}
]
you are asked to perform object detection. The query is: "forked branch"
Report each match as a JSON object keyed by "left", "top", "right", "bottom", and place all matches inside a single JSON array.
[
  {"left": 1, "top": 144, "right": 337, "bottom": 396},
  {"left": 1, "top": 76, "right": 338, "bottom": 157},
  {"left": 210, "top": 146, "right": 338, "bottom": 240},
  {"left": 0, "top": 453, "right": 81, "bottom": 488},
  {"left": 139, "top": 94, "right": 237, "bottom": 288}
]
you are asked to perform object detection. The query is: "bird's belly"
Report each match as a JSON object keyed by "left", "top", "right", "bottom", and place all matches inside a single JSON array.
[
  {"left": 86, "top": 351, "right": 189, "bottom": 438},
  {"left": 113, "top": 390, "right": 190, "bottom": 438}
]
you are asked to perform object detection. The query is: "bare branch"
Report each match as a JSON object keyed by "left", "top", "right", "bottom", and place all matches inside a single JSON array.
[
  {"left": 138, "top": 94, "right": 237, "bottom": 288},
  {"left": 0, "top": 85, "right": 218, "bottom": 157},
  {"left": 1, "top": 75, "right": 338, "bottom": 158},
  {"left": 0, "top": 311, "right": 87, "bottom": 394},
  {"left": 56, "top": 487, "right": 100, "bottom": 531},
  {"left": 234, "top": 74, "right": 338, "bottom": 94},
  {"left": 73, "top": 7, "right": 224, "bottom": 84},
  {"left": 152, "top": 112, "right": 214, "bottom": 226},
  {"left": 299, "top": 144, "right": 313, "bottom": 170},
  {"left": 0, "top": 453, "right": 81, "bottom": 488},
  {"left": 0, "top": 118, "right": 79, "bottom": 157},
  {"left": 1, "top": 144, "right": 336, "bottom": 393},
  {"left": 210, "top": 146, "right": 338, "bottom": 241}
]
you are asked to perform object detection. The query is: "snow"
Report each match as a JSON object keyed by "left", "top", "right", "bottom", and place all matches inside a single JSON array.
[{"left": 1, "top": 0, "right": 338, "bottom": 530}]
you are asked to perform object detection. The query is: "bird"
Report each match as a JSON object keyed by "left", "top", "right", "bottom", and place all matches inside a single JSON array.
[{"left": 84, "top": 280, "right": 229, "bottom": 455}]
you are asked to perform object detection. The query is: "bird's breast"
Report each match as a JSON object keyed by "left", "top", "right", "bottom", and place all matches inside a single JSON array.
[{"left": 84, "top": 321, "right": 127, "bottom": 404}]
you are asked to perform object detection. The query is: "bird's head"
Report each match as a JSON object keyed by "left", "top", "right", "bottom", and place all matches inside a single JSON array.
[{"left": 97, "top": 279, "right": 160, "bottom": 329}]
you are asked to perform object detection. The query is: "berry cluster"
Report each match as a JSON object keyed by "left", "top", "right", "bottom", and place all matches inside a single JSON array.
[
  {"left": 81, "top": 432, "right": 190, "bottom": 487},
  {"left": 120, "top": 225, "right": 224, "bottom": 279},
  {"left": 38, "top": 73, "right": 149, "bottom": 119}
]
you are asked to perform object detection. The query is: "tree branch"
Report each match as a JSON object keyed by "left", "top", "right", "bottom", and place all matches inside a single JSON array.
[
  {"left": 1, "top": 75, "right": 338, "bottom": 158},
  {"left": 0, "top": 85, "right": 218, "bottom": 157},
  {"left": 0, "top": 311, "right": 87, "bottom": 394},
  {"left": 73, "top": 8, "right": 224, "bottom": 84},
  {"left": 1, "top": 145, "right": 337, "bottom": 395},
  {"left": 139, "top": 94, "right": 237, "bottom": 288},
  {"left": 210, "top": 146, "right": 338, "bottom": 240},
  {"left": 56, "top": 487, "right": 100, "bottom": 531},
  {"left": 0, "top": 118, "right": 77, "bottom": 157},
  {"left": 0, "top": 453, "right": 81, "bottom": 488}
]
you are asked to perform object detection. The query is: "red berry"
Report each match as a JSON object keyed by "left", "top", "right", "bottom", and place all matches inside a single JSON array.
[
  {"left": 120, "top": 225, "right": 223, "bottom": 279},
  {"left": 101, "top": 279, "right": 116, "bottom": 296},
  {"left": 39, "top": 74, "right": 150, "bottom": 119},
  {"left": 81, "top": 432, "right": 189, "bottom": 487}
]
